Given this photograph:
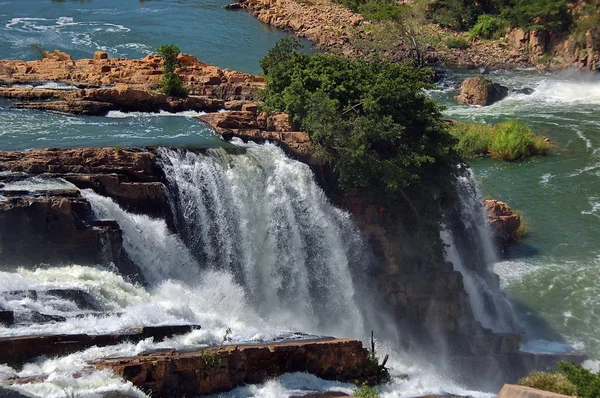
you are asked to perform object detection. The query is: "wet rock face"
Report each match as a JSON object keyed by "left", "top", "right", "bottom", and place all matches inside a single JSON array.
[
  {"left": 0, "top": 193, "right": 123, "bottom": 269},
  {"left": 94, "top": 338, "right": 377, "bottom": 397},
  {"left": 455, "top": 76, "right": 509, "bottom": 106},
  {"left": 0, "top": 148, "right": 170, "bottom": 218}
]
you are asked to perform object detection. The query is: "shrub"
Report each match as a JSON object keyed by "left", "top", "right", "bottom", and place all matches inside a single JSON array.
[
  {"left": 518, "top": 371, "right": 578, "bottom": 396},
  {"left": 501, "top": 0, "right": 572, "bottom": 33},
  {"left": 260, "top": 39, "right": 462, "bottom": 205},
  {"left": 469, "top": 14, "right": 508, "bottom": 39},
  {"left": 559, "top": 361, "right": 600, "bottom": 398},
  {"left": 156, "top": 44, "right": 188, "bottom": 98},
  {"left": 449, "top": 120, "right": 550, "bottom": 160},
  {"left": 446, "top": 37, "right": 471, "bottom": 49},
  {"left": 572, "top": 5, "right": 600, "bottom": 50}
]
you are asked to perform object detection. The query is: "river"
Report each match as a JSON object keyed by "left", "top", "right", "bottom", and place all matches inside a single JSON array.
[{"left": 0, "top": 0, "right": 599, "bottom": 397}]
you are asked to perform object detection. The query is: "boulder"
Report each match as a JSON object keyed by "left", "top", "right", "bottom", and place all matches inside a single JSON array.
[
  {"left": 455, "top": 77, "right": 509, "bottom": 106},
  {"left": 484, "top": 199, "right": 521, "bottom": 243}
]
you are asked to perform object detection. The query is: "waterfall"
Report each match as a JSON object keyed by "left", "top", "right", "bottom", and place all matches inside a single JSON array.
[
  {"left": 442, "top": 168, "right": 518, "bottom": 333},
  {"left": 83, "top": 141, "right": 372, "bottom": 338}
]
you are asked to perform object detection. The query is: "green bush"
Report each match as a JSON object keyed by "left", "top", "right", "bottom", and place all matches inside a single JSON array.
[
  {"left": 559, "top": 361, "right": 600, "bottom": 398},
  {"left": 354, "top": 383, "right": 380, "bottom": 398},
  {"left": 156, "top": 44, "right": 188, "bottom": 98},
  {"left": 501, "top": 0, "right": 572, "bottom": 33},
  {"left": 517, "top": 371, "right": 578, "bottom": 396},
  {"left": 260, "top": 39, "right": 462, "bottom": 204},
  {"left": 446, "top": 37, "right": 471, "bottom": 49},
  {"left": 449, "top": 120, "right": 550, "bottom": 160},
  {"left": 469, "top": 14, "right": 508, "bottom": 39}
]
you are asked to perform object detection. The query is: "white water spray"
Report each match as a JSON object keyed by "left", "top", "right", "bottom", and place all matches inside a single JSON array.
[
  {"left": 442, "top": 169, "right": 517, "bottom": 333},
  {"left": 158, "top": 142, "right": 369, "bottom": 338}
]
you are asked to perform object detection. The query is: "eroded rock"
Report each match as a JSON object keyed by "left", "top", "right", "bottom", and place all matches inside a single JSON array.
[
  {"left": 484, "top": 199, "right": 521, "bottom": 244},
  {"left": 94, "top": 338, "right": 379, "bottom": 397}
]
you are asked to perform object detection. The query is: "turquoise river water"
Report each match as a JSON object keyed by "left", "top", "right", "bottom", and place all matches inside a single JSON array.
[{"left": 0, "top": 0, "right": 599, "bottom": 396}]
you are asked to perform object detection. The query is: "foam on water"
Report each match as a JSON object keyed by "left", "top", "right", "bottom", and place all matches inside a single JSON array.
[{"left": 106, "top": 110, "right": 207, "bottom": 118}]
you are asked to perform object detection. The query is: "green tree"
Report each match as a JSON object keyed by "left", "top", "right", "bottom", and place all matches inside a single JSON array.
[
  {"left": 260, "top": 41, "right": 462, "bottom": 208},
  {"left": 156, "top": 44, "right": 188, "bottom": 97}
]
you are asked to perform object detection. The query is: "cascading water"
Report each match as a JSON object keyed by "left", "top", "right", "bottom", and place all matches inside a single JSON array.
[
  {"left": 158, "top": 142, "right": 373, "bottom": 338},
  {"left": 441, "top": 168, "right": 518, "bottom": 333}
]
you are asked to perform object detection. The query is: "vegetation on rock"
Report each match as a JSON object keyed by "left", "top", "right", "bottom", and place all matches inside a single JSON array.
[
  {"left": 517, "top": 370, "right": 578, "bottom": 396},
  {"left": 156, "top": 44, "right": 188, "bottom": 98},
  {"left": 469, "top": 14, "right": 509, "bottom": 39},
  {"left": 446, "top": 37, "right": 471, "bottom": 49},
  {"left": 449, "top": 120, "right": 550, "bottom": 160},
  {"left": 260, "top": 38, "right": 462, "bottom": 208},
  {"left": 518, "top": 361, "right": 600, "bottom": 398}
]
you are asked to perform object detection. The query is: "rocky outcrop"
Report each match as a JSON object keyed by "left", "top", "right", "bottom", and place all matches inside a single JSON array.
[
  {"left": 455, "top": 77, "right": 509, "bottom": 106},
  {"left": 94, "top": 338, "right": 380, "bottom": 397},
  {"left": 0, "top": 84, "right": 225, "bottom": 116},
  {"left": 498, "top": 384, "right": 575, "bottom": 398},
  {"left": 485, "top": 199, "right": 521, "bottom": 244},
  {"left": 0, "top": 192, "right": 127, "bottom": 269},
  {"left": 0, "top": 148, "right": 170, "bottom": 217},
  {"left": 198, "top": 111, "right": 321, "bottom": 165},
  {"left": 0, "top": 51, "right": 264, "bottom": 115},
  {"left": 0, "top": 325, "right": 200, "bottom": 367},
  {"left": 0, "top": 52, "right": 264, "bottom": 100}
]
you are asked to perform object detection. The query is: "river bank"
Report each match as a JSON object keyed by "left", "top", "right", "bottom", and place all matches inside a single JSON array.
[{"left": 231, "top": 0, "right": 598, "bottom": 71}]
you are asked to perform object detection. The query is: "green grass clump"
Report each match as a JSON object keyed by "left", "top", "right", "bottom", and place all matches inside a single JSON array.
[
  {"left": 489, "top": 120, "right": 549, "bottom": 160},
  {"left": 449, "top": 120, "right": 550, "bottom": 161},
  {"left": 446, "top": 37, "right": 471, "bottom": 49},
  {"left": 518, "top": 371, "right": 578, "bottom": 396}
]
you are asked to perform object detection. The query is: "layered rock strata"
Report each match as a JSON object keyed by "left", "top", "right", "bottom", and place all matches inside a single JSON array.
[
  {"left": 0, "top": 325, "right": 200, "bottom": 368},
  {"left": 0, "top": 52, "right": 264, "bottom": 115},
  {"left": 93, "top": 338, "right": 379, "bottom": 397}
]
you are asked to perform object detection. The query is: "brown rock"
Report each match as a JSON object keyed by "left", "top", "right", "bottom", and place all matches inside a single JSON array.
[
  {"left": 455, "top": 77, "right": 509, "bottom": 106},
  {"left": 94, "top": 51, "right": 109, "bottom": 60},
  {"left": 498, "top": 384, "right": 574, "bottom": 398},
  {"left": 13, "top": 100, "right": 114, "bottom": 116},
  {"left": 484, "top": 199, "right": 521, "bottom": 243},
  {"left": 0, "top": 148, "right": 158, "bottom": 181},
  {"left": 94, "top": 338, "right": 380, "bottom": 397},
  {"left": 42, "top": 49, "right": 72, "bottom": 62},
  {"left": 241, "top": 102, "right": 259, "bottom": 114}
]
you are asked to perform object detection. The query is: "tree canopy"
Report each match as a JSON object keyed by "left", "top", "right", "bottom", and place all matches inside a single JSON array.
[{"left": 260, "top": 38, "right": 462, "bottom": 208}]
